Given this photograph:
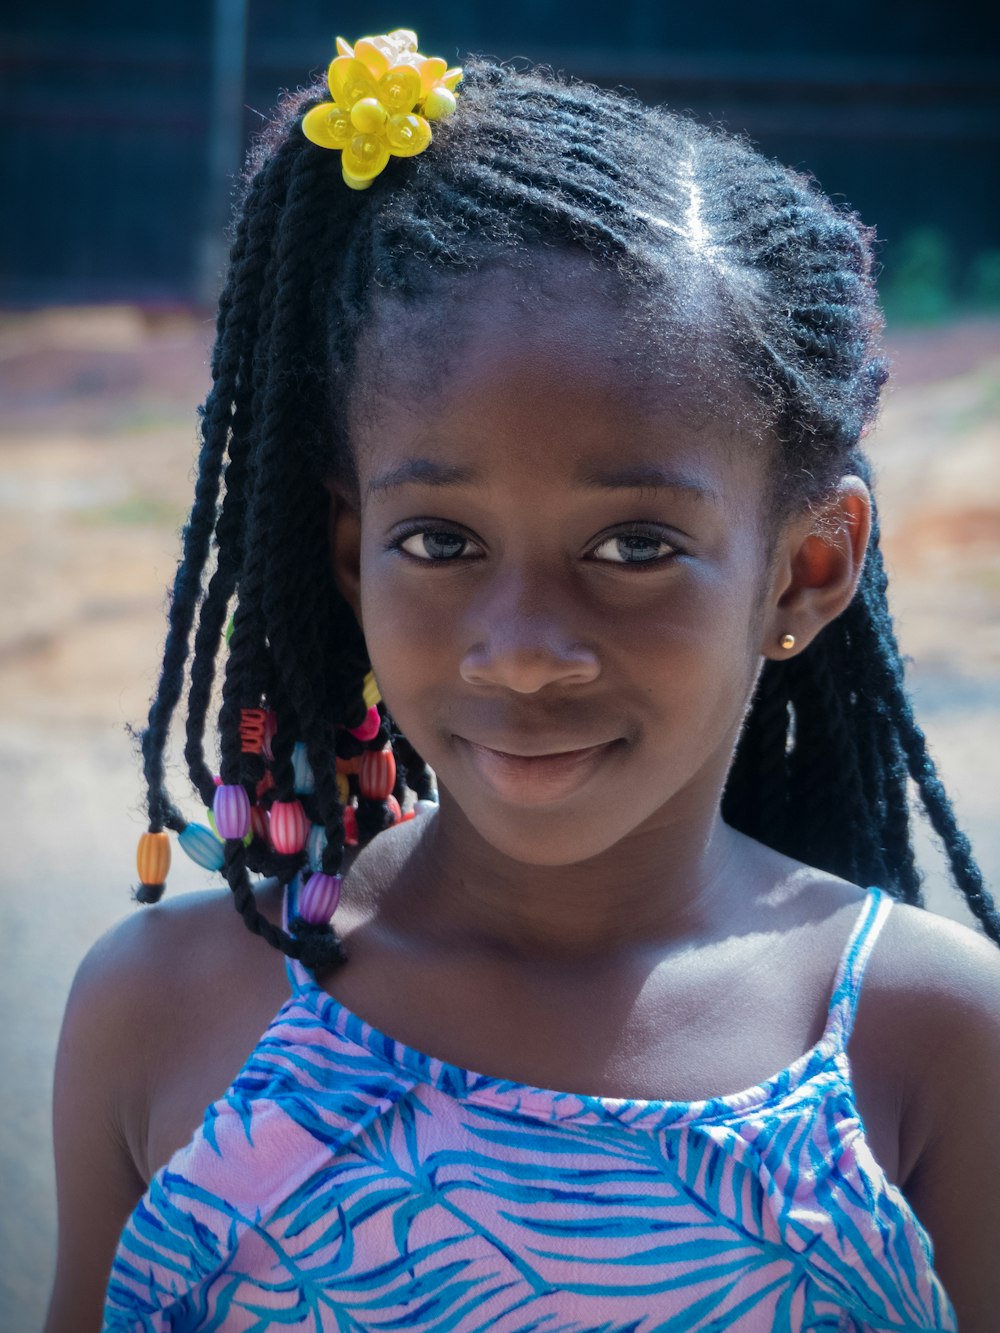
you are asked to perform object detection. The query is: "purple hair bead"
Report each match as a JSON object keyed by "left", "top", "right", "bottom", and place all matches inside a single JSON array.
[
  {"left": 348, "top": 705, "right": 381, "bottom": 742},
  {"left": 213, "top": 783, "right": 251, "bottom": 840},
  {"left": 299, "top": 871, "right": 342, "bottom": 924}
]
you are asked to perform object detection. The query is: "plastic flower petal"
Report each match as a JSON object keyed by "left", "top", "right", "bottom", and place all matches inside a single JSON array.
[
  {"left": 379, "top": 65, "right": 422, "bottom": 114},
  {"left": 302, "top": 103, "right": 352, "bottom": 150},
  {"left": 330, "top": 57, "right": 378, "bottom": 110},
  {"left": 302, "top": 29, "right": 462, "bottom": 189}
]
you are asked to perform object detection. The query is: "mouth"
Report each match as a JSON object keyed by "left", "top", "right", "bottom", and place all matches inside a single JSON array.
[{"left": 455, "top": 736, "right": 621, "bottom": 805}]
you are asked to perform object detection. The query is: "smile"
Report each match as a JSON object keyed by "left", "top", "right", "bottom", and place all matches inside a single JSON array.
[{"left": 455, "top": 737, "right": 620, "bottom": 805}]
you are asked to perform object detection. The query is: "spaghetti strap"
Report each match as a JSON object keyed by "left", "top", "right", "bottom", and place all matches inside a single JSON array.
[{"left": 826, "top": 886, "right": 893, "bottom": 1049}]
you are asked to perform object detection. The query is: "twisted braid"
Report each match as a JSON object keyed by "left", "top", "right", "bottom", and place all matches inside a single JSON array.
[{"left": 137, "top": 57, "right": 996, "bottom": 961}]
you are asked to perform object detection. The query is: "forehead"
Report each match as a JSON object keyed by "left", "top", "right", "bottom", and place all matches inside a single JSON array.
[{"left": 347, "top": 253, "right": 772, "bottom": 496}]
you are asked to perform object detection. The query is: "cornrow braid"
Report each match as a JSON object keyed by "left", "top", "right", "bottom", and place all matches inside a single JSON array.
[{"left": 136, "top": 58, "right": 997, "bottom": 959}]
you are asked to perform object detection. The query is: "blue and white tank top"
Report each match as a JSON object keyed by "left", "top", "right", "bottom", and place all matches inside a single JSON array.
[{"left": 103, "top": 885, "right": 956, "bottom": 1330}]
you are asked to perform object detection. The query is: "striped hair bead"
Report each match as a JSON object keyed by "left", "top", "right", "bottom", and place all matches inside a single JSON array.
[
  {"left": 306, "top": 823, "right": 328, "bottom": 873},
  {"left": 178, "top": 822, "right": 225, "bottom": 871},
  {"left": 136, "top": 831, "right": 171, "bottom": 887},
  {"left": 359, "top": 746, "right": 396, "bottom": 799},
  {"left": 298, "top": 871, "right": 342, "bottom": 925},
  {"left": 385, "top": 793, "right": 402, "bottom": 825},
  {"left": 292, "top": 741, "right": 316, "bottom": 795},
  {"left": 249, "top": 805, "right": 270, "bottom": 845},
  {"left": 348, "top": 705, "right": 381, "bottom": 742},
  {"left": 362, "top": 671, "right": 381, "bottom": 709},
  {"left": 270, "top": 799, "right": 309, "bottom": 854},
  {"left": 207, "top": 807, "right": 253, "bottom": 847},
  {"left": 213, "top": 783, "right": 251, "bottom": 840}
]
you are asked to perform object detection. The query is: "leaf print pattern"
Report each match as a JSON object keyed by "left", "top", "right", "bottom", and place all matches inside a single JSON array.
[{"left": 103, "top": 888, "right": 956, "bottom": 1332}]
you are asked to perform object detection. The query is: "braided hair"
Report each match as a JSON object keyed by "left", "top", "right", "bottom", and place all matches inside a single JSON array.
[{"left": 137, "top": 59, "right": 999, "bottom": 970}]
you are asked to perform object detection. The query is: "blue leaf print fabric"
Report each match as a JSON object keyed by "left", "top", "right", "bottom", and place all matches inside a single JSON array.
[{"left": 103, "top": 887, "right": 957, "bottom": 1331}]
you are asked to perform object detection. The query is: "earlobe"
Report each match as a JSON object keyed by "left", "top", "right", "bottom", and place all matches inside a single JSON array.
[
  {"left": 762, "top": 476, "right": 872, "bottom": 659},
  {"left": 325, "top": 480, "right": 363, "bottom": 624}
]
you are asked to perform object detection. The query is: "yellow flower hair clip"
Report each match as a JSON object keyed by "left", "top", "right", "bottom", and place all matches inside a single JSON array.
[{"left": 302, "top": 28, "right": 462, "bottom": 190}]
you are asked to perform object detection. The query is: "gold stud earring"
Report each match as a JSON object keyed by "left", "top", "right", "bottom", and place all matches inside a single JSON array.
[{"left": 779, "top": 633, "right": 796, "bottom": 651}]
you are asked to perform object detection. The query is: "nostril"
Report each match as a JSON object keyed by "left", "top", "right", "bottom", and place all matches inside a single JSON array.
[{"left": 459, "top": 639, "right": 600, "bottom": 692}]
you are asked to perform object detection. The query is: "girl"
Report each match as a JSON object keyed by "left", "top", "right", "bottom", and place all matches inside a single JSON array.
[{"left": 47, "top": 31, "right": 1000, "bottom": 1332}]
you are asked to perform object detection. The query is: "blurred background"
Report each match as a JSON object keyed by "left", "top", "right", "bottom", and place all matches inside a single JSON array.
[{"left": 2, "top": 1, "right": 998, "bottom": 1325}]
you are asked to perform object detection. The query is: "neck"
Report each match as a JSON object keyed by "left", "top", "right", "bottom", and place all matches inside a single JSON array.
[{"left": 378, "top": 798, "right": 743, "bottom": 964}]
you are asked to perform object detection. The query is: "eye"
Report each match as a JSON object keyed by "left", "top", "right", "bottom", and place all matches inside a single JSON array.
[
  {"left": 396, "top": 528, "right": 480, "bottom": 561},
  {"left": 589, "top": 529, "right": 678, "bottom": 565}
]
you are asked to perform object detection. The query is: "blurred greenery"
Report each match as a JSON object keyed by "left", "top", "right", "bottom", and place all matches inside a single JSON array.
[{"left": 884, "top": 229, "right": 1000, "bottom": 326}]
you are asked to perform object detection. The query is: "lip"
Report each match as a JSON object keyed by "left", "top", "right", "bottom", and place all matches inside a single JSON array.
[{"left": 456, "top": 736, "right": 620, "bottom": 805}]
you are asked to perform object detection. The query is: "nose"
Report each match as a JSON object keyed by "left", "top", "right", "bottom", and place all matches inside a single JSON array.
[{"left": 459, "top": 568, "right": 601, "bottom": 693}]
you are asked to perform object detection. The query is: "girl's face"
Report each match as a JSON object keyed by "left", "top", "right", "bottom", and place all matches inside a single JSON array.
[{"left": 333, "top": 260, "right": 784, "bottom": 868}]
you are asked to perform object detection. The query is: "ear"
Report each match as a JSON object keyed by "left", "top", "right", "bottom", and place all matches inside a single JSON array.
[
  {"left": 760, "top": 475, "right": 872, "bottom": 660},
  {"left": 325, "top": 479, "right": 363, "bottom": 626}
]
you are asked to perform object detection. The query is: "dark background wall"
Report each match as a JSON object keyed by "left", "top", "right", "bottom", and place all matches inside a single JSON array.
[{"left": 3, "top": 0, "right": 998, "bottom": 311}]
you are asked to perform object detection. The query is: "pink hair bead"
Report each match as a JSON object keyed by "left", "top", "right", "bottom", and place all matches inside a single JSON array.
[
  {"left": 359, "top": 747, "right": 396, "bottom": 800},
  {"left": 298, "top": 871, "right": 342, "bottom": 924},
  {"left": 269, "top": 799, "right": 309, "bottom": 854},
  {"left": 348, "top": 705, "right": 381, "bottom": 742},
  {"left": 213, "top": 783, "right": 251, "bottom": 840}
]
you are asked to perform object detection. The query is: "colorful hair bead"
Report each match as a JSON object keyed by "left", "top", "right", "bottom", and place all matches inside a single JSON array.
[
  {"left": 178, "top": 822, "right": 225, "bottom": 871},
  {"left": 359, "top": 747, "right": 396, "bottom": 800},
  {"left": 348, "top": 705, "right": 381, "bottom": 742},
  {"left": 362, "top": 671, "right": 382, "bottom": 709},
  {"left": 336, "top": 754, "right": 361, "bottom": 776},
  {"left": 256, "top": 769, "right": 275, "bottom": 799},
  {"left": 239, "top": 707, "right": 268, "bottom": 754},
  {"left": 269, "top": 799, "right": 309, "bottom": 854},
  {"left": 298, "top": 871, "right": 342, "bottom": 925},
  {"left": 213, "top": 783, "right": 251, "bottom": 840},
  {"left": 249, "top": 805, "right": 270, "bottom": 845},
  {"left": 385, "top": 794, "right": 402, "bottom": 825},
  {"left": 306, "top": 823, "right": 328, "bottom": 873},
  {"left": 335, "top": 772, "right": 350, "bottom": 804},
  {"left": 207, "top": 807, "right": 253, "bottom": 847},
  {"left": 136, "top": 831, "right": 171, "bottom": 887},
  {"left": 292, "top": 742, "right": 316, "bottom": 795}
]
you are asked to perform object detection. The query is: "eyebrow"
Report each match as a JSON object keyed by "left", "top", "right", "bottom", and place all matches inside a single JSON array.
[
  {"left": 366, "top": 459, "right": 479, "bottom": 501},
  {"left": 577, "top": 464, "right": 719, "bottom": 503},
  {"left": 366, "top": 457, "right": 719, "bottom": 504}
]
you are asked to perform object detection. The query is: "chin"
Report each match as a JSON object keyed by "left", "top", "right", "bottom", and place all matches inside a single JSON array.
[{"left": 441, "top": 794, "right": 648, "bottom": 869}]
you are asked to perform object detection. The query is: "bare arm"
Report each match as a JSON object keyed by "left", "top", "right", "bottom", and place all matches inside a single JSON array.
[
  {"left": 44, "top": 920, "right": 152, "bottom": 1333},
  {"left": 896, "top": 911, "right": 1000, "bottom": 1331}
]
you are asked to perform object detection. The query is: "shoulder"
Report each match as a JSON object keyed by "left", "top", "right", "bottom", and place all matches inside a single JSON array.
[
  {"left": 864, "top": 896, "right": 1000, "bottom": 1019},
  {"left": 71, "top": 879, "right": 286, "bottom": 1020},
  {"left": 858, "top": 897, "right": 1000, "bottom": 1169},
  {"left": 63, "top": 881, "right": 289, "bottom": 1136}
]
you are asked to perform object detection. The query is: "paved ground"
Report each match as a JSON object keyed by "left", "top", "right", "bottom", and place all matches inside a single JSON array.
[{"left": 1, "top": 308, "right": 998, "bottom": 1328}]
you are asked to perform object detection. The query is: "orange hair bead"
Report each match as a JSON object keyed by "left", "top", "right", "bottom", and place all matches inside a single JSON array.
[
  {"left": 136, "top": 831, "right": 171, "bottom": 888},
  {"left": 359, "top": 747, "right": 396, "bottom": 800},
  {"left": 239, "top": 707, "right": 268, "bottom": 754}
]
